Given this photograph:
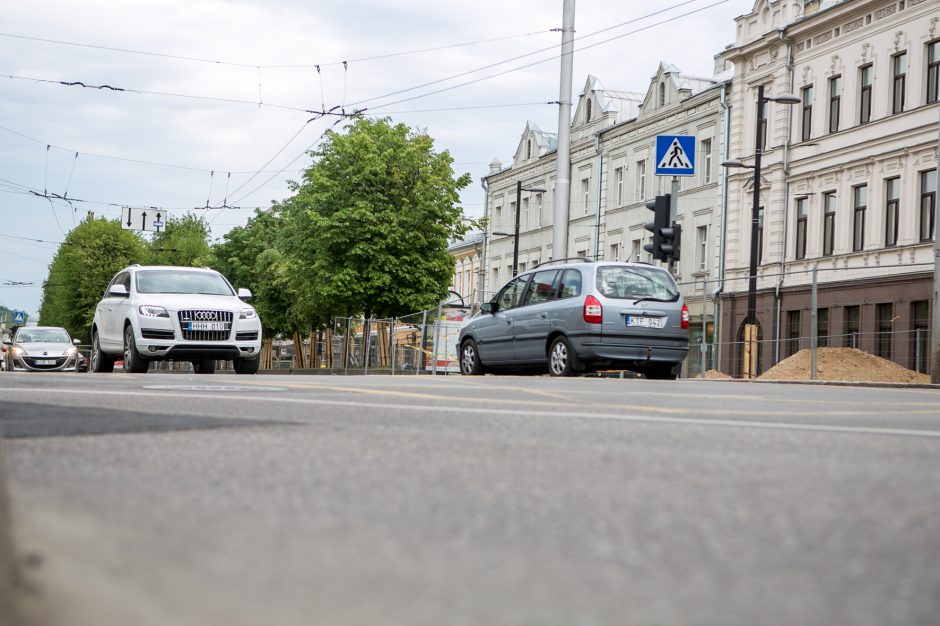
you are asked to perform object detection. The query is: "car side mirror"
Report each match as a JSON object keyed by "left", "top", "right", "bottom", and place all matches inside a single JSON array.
[
  {"left": 481, "top": 301, "right": 495, "bottom": 314},
  {"left": 109, "top": 284, "right": 129, "bottom": 297},
  {"left": 2, "top": 340, "right": 11, "bottom": 347},
  {"left": 73, "top": 338, "right": 81, "bottom": 345},
  {"left": 237, "top": 288, "right": 253, "bottom": 302}
]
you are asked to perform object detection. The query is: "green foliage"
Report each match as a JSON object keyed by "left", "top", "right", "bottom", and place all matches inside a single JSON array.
[
  {"left": 39, "top": 217, "right": 147, "bottom": 341},
  {"left": 147, "top": 213, "right": 211, "bottom": 266},
  {"left": 281, "top": 117, "right": 472, "bottom": 320}
]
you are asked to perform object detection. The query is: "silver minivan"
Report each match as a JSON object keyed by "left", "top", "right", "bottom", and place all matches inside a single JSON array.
[{"left": 458, "top": 259, "right": 689, "bottom": 378}]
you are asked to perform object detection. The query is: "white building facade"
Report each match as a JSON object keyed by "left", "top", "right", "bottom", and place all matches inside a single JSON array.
[{"left": 721, "top": 0, "right": 938, "bottom": 375}]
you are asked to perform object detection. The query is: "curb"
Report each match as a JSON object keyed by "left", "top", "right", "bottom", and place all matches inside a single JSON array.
[
  {"left": 0, "top": 442, "right": 18, "bottom": 624},
  {"left": 688, "top": 377, "right": 940, "bottom": 390}
]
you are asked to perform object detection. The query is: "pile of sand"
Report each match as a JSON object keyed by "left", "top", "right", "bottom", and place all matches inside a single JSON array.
[{"left": 756, "top": 347, "right": 930, "bottom": 384}]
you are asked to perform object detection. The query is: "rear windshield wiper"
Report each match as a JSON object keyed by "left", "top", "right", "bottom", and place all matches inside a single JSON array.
[{"left": 632, "top": 294, "right": 679, "bottom": 305}]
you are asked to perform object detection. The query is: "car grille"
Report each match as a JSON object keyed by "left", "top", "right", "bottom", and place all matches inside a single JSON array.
[
  {"left": 23, "top": 356, "right": 68, "bottom": 370},
  {"left": 236, "top": 331, "right": 259, "bottom": 341},
  {"left": 178, "top": 309, "right": 233, "bottom": 341},
  {"left": 141, "top": 328, "right": 176, "bottom": 340}
]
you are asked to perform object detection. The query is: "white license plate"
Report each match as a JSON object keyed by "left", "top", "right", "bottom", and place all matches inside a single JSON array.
[
  {"left": 187, "top": 322, "right": 229, "bottom": 331},
  {"left": 625, "top": 316, "right": 666, "bottom": 329},
  {"left": 34, "top": 359, "right": 57, "bottom": 365}
]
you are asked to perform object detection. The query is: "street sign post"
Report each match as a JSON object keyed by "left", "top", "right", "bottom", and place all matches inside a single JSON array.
[
  {"left": 12, "top": 310, "right": 26, "bottom": 325},
  {"left": 655, "top": 135, "right": 696, "bottom": 177}
]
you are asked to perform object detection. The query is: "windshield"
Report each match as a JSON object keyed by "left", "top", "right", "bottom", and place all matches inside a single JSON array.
[
  {"left": 17, "top": 328, "right": 71, "bottom": 343},
  {"left": 596, "top": 266, "right": 679, "bottom": 301},
  {"left": 136, "top": 270, "right": 234, "bottom": 296}
]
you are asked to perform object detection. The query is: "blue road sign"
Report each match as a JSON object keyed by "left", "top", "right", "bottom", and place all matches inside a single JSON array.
[
  {"left": 655, "top": 135, "right": 696, "bottom": 176},
  {"left": 12, "top": 310, "right": 26, "bottom": 325}
]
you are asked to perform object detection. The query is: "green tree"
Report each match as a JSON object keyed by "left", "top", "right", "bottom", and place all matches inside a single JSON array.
[
  {"left": 282, "top": 117, "right": 472, "bottom": 320},
  {"left": 39, "top": 217, "right": 147, "bottom": 341},
  {"left": 148, "top": 213, "right": 211, "bottom": 266}
]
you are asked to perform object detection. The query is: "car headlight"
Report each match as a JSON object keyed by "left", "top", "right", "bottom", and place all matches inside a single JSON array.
[
  {"left": 64, "top": 346, "right": 78, "bottom": 356},
  {"left": 12, "top": 346, "right": 23, "bottom": 356},
  {"left": 239, "top": 308, "right": 257, "bottom": 320},
  {"left": 139, "top": 305, "right": 170, "bottom": 318}
]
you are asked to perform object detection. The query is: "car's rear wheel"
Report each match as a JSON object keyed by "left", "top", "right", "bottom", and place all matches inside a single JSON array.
[
  {"left": 123, "top": 325, "right": 149, "bottom": 373},
  {"left": 193, "top": 359, "right": 216, "bottom": 374},
  {"left": 90, "top": 330, "right": 115, "bottom": 373},
  {"left": 460, "top": 340, "right": 484, "bottom": 375},
  {"left": 234, "top": 357, "right": 260, "bottom": 375},
  {"left": 548, "top": 336, "right": 578, "bottom": 377},
  {"left": 644, "top": 362, "right": 680, "bottom": 380}
]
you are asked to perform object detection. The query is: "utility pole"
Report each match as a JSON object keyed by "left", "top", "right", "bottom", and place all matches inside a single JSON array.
[
  {"left": 932, "top": 102, "right": 940, "bottom": 384},
  {"left": 551, "top": 0, "right": 575, "bottom": 261}
]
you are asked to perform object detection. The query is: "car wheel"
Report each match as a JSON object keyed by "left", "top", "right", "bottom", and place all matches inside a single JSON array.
[
  {"left": 193, "top": 359, "right": 217, "bottom": 374},
  {"left": 123, "top": 325, "right": 149, "bottom": 374},
  {"left": 644, "top": 363, "right": 680, "bottom": 380},
  {"left": 90, "top": 331, "right": 115, "bottom": 373},
  {"left": 548, "top": 336, "right": 577, "bottom": 377},
  {"left": 234, "top": 357, "right": 260, "bottom": 375},
  {"left": 460, "top": 340, "right": 484, "bottom": 375}
]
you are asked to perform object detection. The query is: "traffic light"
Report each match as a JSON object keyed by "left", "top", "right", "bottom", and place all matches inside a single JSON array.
[
  {"left": 660, "top": 222, "right": 681, "bottom": 262},
  {"left": 643, "top": 194, "right": 670, "bottom": 261}
]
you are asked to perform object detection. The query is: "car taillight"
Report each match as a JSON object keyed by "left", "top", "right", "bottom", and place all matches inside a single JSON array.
[
  {"left": 583, "top": 295, "right": 603, "bottom": 324},
  {"left": 681, "top": 303, "right": 689, "bottom": 330}
]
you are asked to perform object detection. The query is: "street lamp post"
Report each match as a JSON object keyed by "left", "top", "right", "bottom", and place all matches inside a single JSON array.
[
  {"left": 501, "top": 180, "right": 546, "bottom": 277},
  {"left": 723, "top": 85, "right": 800, "bottom": 378}
]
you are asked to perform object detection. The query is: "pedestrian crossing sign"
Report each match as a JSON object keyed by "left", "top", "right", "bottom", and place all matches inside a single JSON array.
[{"left": 655, "top": 135, "right": 696, "bottom": 176}]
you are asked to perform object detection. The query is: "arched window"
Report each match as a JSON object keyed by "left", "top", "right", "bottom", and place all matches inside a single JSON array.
[
  {"left": 658, "top": 83, "right": 666, "bottom": 108},
  {"left": 586, "top": 99, "right": 593, "bottom": 122},
  {"left": 526, "top": 139, "right": 532, "bottom": 160}
]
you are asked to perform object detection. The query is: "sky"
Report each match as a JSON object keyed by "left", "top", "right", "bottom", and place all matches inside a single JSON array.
[{"left": 0, "top": 0, "right": 757, "bottom": 316}]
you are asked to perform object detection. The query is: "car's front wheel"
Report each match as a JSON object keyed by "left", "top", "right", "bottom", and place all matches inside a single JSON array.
[
  {"left": 548, "top": 336, "right": 578, "bottom": 377},
  {"left": 123, "top": 325, "right": 149, "bottom": 373},
  {"left": 90, "top": 330, "right": 115, "bottom": 373},
  {"left": 234, "top": 357, "right": 260, "bottom": 375},
  {"left": 193, "top": 359, "right": 217, "bottom": 374},
  {"left": 460, "top": 340, "right": 484, "bottom": 375}
]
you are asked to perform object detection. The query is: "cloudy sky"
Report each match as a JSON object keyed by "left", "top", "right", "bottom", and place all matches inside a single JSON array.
[{"left": 1, "top": 0, "right": 757, "bottom": 315}]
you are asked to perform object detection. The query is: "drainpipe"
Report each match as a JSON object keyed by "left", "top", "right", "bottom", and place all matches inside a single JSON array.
[
  {"left": 774, "top": 31, "right": 795, "bottom": 366},
  {"left": 479, "top": 177, "right": 490, "bottom": 309},
  {"left": 593, "top": 129, "right": 604, "bottom": 260},
  {"left": 712, "top": 82, "right": 731, "bottom": 371}
]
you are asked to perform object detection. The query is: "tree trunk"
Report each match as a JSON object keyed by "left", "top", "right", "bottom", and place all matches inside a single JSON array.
[{"left": 292, "top": 330, "right": 305, "bottom": 369}]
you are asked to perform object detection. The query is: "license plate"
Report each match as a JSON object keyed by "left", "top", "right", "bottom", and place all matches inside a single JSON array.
[
  {"left": 187, "top": 322, "right": 229, "bottom": 331},
  {"left": 34, "top": 359, "right": 56, "bottom": 365},
  {"left": 625, "top": 316, "right": 665, "bottom": 329}
]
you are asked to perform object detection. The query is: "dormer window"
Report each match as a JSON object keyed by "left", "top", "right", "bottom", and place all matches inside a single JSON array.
[
  {"left": 526, "top": 139, "right": 532, "bottom": 160},
  {"left": 658, "top": 83, "right": 666, "bottom": 108},
  {"left": 586, "top": 99, "right": 593, "bottom": 123}
]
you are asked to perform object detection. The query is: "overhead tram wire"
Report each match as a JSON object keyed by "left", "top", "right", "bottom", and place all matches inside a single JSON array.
[
  {"left": 0, "top": 29, "right": 555, "bottom": 70},
  {"left": 362, "top": 0, "right": 731, "bottom": 112}
]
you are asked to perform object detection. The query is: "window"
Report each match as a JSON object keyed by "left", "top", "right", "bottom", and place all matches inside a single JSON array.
[
  {"left": 911, "top": 300, "right": 930, "bottom": 373},
  {"left": 757, "top": 206, "right": 764, "bottom": 265},
  {"left": 823, "top": 192, "right": 836, "bottom": 256},
  {"left": 535, "top": 193, "right": 543, "bottom": 228},
  {"left": 853, "top": 184, "right": 867, "bottom": 251},
  {"left": 494, "top": 205, "right": 502, "bottom": 228},
  {"left": 921, "top": 169, "right": 937, "bottom": 241},
  {"left": 581, "top": 178, "right": 591, "bottom": 215},
  {"left": 615, "top": 167, "right": 624, "bottom": 206},
  {"left": 795, "top": 197, "right": 808, "bottom": 260},
  {"left": 631, "top": 239, "right": 641, "bottom": 263},
  {"left": 586, "top": 99, "right": 593, "bottom": 123},
  {"left": 702, "top": 139, "right": 713, "bottom": 184},
  {"left": 787, "top": 310, "right": 801, "bottom": 357},
  {"left": 526, "top": 139, "right": 532, "bottom": 160},
  {"left": 522, "top": 270, "right": 559, "bottom": 306},
  {"left": 801, "top": 85, "right": 813, "bottom": 141},
  {"left": 497, "top": 276, "right": 529, "bottom": 310},
  {"left": 876, "top": 303, "right": 893, "bottom": 359},
  {"left": 885, "top": 177, "right": 900, "bottom": 247},
  {"left": 609, "top": 242, "right": 620, "bottom": 262},
  {"left": 635, "top": 160, "right": 646, "bottom": 201},
  {"left": 658, "top": 83, "right": 666, "bottom": 108},
  {"left": 929, "top": 40, "right": 940, "bottom": 104},
  {"left": 844, "top": 305, "right": 860, "bottom": 348},
  {"left": 817, "top": 307, "right": 829, "bottom": 348},
  {"left": 557, "top": 269, "right": 583, "bottom": 299},
  {"left": 892, "top": 52, "right": 906, "bottom": 114},
  {"left": 696, "top": 225, "right": 709, "bottom": 272},
  {"left": 828, "top": 75, "right": 841, "bottom": 133},
  {"left": 758, "top": 97, "right": 768, "bottom": 151},
  {"left": 859, "top": 65, "right": 872, "bottom": 124}
]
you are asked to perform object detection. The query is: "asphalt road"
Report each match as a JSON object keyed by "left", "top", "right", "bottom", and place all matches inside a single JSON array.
[{"left": 1, "top": 372, "right": 939, "bottom": 626}]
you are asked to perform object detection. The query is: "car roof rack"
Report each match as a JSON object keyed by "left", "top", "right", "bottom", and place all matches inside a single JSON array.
[{"left": 533, "top": 257, "right": 594, "bottom": 269}]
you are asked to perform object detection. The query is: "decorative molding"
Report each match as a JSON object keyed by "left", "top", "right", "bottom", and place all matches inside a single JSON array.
[
  {"left": 843, "top": 17, "right": 864, "bottom": 34},
  {"left": 815, "top": 31, "right": 833, "bottom": 45},
  {"left": 930, "top": 16, "right": 938, "bottom": 38},
  {"left": 796, "top": 41, "right": 805, "bottom": 53},
  {"left": 829, "top": 54, "right": 841, "bottom": 75},
  {"left": 802, "top": 65, "right": 812, "bottom": 84},
  {"left": 861, "top": 43, "right": 872, "bottom": 64},
  {"left": 875, "top": 5, "right": 897, "bottom": 20},
  {"left": 893, "top": 30, "right": 904, "bottom": 52}
]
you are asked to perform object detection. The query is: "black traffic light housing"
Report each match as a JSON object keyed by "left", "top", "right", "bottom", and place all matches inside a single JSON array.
[
  {"left": 660, "top": 223, "right": 681, "bottom": 262},
  {"left": 643, "top": 194, "right": 670, "bottom": 261}
]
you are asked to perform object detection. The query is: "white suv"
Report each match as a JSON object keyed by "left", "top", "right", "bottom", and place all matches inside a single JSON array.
[{"left": 91, "top": 265, "right": 263, "bottom": 374}]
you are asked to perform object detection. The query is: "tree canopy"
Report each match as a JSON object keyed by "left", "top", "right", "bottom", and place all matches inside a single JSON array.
[{"left": 148, "top": 213, "right": 211, "bottom": 267}]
